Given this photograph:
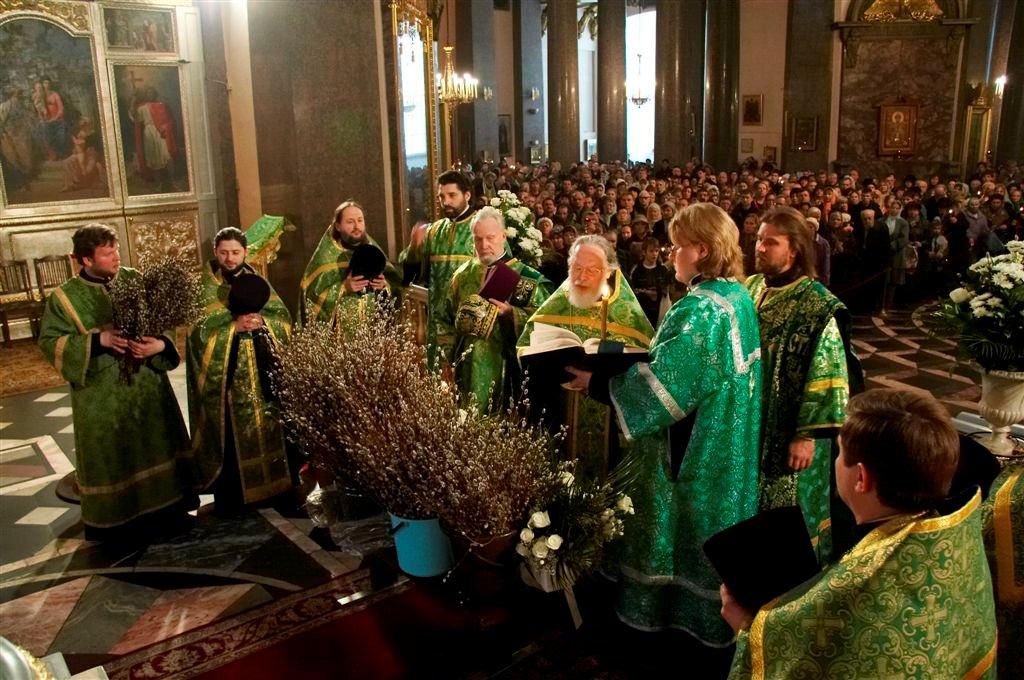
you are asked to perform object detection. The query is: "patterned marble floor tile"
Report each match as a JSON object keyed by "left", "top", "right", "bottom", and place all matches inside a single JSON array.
[
  {"left": 0, "top": 575, "right": 91, "bottom": 656},
  {"left": 134, "top": 513, "right": 272, "bottom": 573},
  {"left": 50, "top": 576, "right": 164, "bottom": 655},
  {"left": 15, "top": 506, "right": 69, "bottom": 525},
  {"left": 108, "top": 583, "right": 260, "bottom": 655}
]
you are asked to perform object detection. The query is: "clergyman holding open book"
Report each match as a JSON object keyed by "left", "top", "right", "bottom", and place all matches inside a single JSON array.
[{"left": 516, "top": 235, "right": 653, "bottom": 482}]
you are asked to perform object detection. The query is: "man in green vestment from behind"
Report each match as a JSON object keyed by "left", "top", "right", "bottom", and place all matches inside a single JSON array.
[
  {"left": 517, "top": 235, "right": 654, "bottom": 481},
  {"left": 437, "top": 207, "right": 550, "bottom": 411},
  {"left": 747, "top": 206, "right": 861, "bottom": 561},
  {"left": 186, "top": 228, "right": 294, "bottom": 514},
  {"left": 564, "top": 204, "right": 762, "bottom": 648},
  {"left": 298, "top": 200, "right": 400, "bottom": 330},
  {"left": 402, "top": 170, "right": 477, "bottom": 368},
  {"left": 723, "top": 389, "right": 998, "bottom": 679},
  {"left": 39, "top": 224, "right": 191, "bottom": 540}
]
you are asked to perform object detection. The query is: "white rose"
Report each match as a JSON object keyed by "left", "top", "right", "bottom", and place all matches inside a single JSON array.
[
  {"left": 490, "top": 197, "right": 501, "bottom": 207},
  {"left": 520, "top": 237, "right": 538, "bottom": 251},
  {"left": 601, "top": 508, "right": 614, "bottom": 521},
  {"left": 558, "top": 471, "right": 575, "bottom": 487},
  {"left": 617, "top": 495, "right": 635, "bottom": 515},
  {"left": 505, "top": 227, "right": 518, "bottom": 238},
  {"left": 546, "top": 534, "right": 563, "bottom": 550},
  {"left": 515, "top": 542, "right": 530, "bottom": 557},
  {"left": 949, "top": 287, "right": 972, "bottom": 304},
  {"left": 520, "top": 528, "right": 535, "bottom": 543},
  {"left": 531, "top": 541, "right": 549, "bottom": 559},
  {"left": 529, "top": 510, "right": 551, "bottom": 528},
  {"left": 527, "top": 227, "right": 543, "bottom": 241}
]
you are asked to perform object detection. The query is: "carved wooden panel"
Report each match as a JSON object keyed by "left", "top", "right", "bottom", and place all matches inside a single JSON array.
[
  {"left": 0, "top": 0, "right": 91, "bottom": 32},
  {"left": 126, "top": 211, "right": 200, "bottom": 270}
]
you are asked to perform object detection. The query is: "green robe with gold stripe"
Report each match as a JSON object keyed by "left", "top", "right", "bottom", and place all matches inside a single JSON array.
[
  {"left": 516, "top": 269, "right": 655, "bottom": 481},
  {"left": 729, "top": 491, "right": 998, "bottom": 680},
  {"left": 298, "top": 226, "right": 400, "bottom": 329},
  {"left": 420, "top": 211, "right": 476, "bottom": 367},
  {"left": 608, "top": 278, "right": 762, "bottom": 645},
  {"left": 438, "top": 257, "right": 551, "bottom": 411},
  {"left": 38, "top": 269, "right": 190, "bottom": 528},
  {"left": 982, "top": 464, "right": 1024, "bottom": 680},
  {"left": 186, "top": 262, "right": 294, "bottom": 504},
  {"left": 747, "top": 274, "right": 852, "bottom": 560}
]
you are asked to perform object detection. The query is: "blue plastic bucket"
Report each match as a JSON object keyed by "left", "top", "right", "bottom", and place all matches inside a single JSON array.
[{"left": 389, "top": 514, "right": 454, "bottom": 577}]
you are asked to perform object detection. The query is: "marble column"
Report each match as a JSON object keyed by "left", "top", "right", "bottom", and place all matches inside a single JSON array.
[
  {"left": 996, "top": 1, "right": 1024, "bottom": 164},
  {"left": 654, "top": 0, "right": 705, "bottom": 165},
  {"left": 547, "top": 0, "right": 580, "bottom": 168},
  {"left": 703, "top": 0, "right": 739, "bottom": 169},
  {"left": 514, "top": 0, "right": 546, "bottom": 164},
  {"left": 782, "top": 0, "right": 834, "bottom": 171},
  {"left": 597, "top": 0, "right": 626, "bottom": 162},
  {"left": 454, "top": 0, "right": 497, "bottom": 163}
]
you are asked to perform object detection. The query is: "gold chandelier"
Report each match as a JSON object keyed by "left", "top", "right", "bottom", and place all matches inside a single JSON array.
[{"left": 436, "top": 45, "right": 478, "bottom": 107}]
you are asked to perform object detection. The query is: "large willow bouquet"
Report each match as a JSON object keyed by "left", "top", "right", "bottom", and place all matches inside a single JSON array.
[
  {"left": 109, "top": 257, "right": 204, "bottom": 383},
  {"left": 930, "top": 241, "right": 1024, "bottom": 372},
  {"left": 274, "top": 301, "right": 558, "bottom": 540}
]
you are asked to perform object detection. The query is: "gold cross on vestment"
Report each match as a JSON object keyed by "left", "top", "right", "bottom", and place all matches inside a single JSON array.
[
  {"left": 909, "top": 593, "right": 948, "bottom": 641},
  {"left": 865, "top": 656, "right": 903, "bottom": 680},
  {"left": 801, "top": 600, "right": 843, "bottom": 647}
]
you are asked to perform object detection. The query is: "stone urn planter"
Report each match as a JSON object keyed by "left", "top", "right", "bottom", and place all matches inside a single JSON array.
[{"left": 979, "top": 369, "right": 1024, "bottom": 456}]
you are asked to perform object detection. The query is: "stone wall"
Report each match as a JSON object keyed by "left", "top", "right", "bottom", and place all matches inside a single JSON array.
[{"left": 837, "top": 37, "right": 959, "bottom": 178}]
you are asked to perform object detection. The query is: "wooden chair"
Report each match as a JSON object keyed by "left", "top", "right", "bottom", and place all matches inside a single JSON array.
[
  {"left": 0, "top": 260, "right": 41, "bottom": 347},
  {"left": 34, "top": 254, "right": 75, "bottom": 302}
]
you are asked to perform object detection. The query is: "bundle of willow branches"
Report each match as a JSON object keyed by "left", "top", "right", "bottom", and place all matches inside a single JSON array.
[
  {"left": 108, "top": 258, "right": 204, "bottom": 383},
  {"left": 274, "top": 300, "right": 559, "bottom": 540}
]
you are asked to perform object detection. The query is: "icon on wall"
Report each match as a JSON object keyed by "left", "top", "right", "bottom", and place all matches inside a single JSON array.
[
  {"left": 742, "top": 94, "right": 763, "bottom": 126},
  {"left": 498, "top": 114, "right": 511, "bottom": 157},
  {"left": 878, "top": 100, "right": 918, "bottom": 156},
  {"left": 763, "top": 146, "right": 777, "bottom": 163},
  {"left": 789, "top": 116, "right": 818, "bottom": 152}
]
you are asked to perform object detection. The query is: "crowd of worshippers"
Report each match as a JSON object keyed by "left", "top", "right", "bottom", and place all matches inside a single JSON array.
[
  {"left": 464, "top": 157, "right": 1022, "bottom": 322},
  {"left": 37, "top": 158, "right": 1019, "bottom": 678}
]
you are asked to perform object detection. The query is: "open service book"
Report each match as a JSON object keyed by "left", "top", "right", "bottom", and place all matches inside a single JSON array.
[{"left": 518, "top": 323, "right": 649, "bottom": 385}]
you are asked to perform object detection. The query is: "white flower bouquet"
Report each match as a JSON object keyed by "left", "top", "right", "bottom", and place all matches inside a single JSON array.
[
  {"left": 516, "top": 466, "right": 634, "bottom": 592},
  {"left": 932, "top": 240, "right": 1024, "bottom": 371},
  {"left": 490, "top": 189, "right": 543, "bottom": 268}
]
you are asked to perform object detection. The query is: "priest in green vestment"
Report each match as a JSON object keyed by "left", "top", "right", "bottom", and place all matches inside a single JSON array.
[
  {"left": 517, "top": 235, "right": 654, "bottom": 481},
  {"left": 402, "top": 170, "right": 477, "bottom": 367},
  {"left": 298, "top": 200, "right": 400, "bottom": 330},
  {"left": 437, "top": 207, "right": 551, "bottom": 411},
  {"left": 565, "top": 205, "right": 762, "bottom": 646},
  {"left": 38, "top": 224, "right": 191, "bottom": 536},
  {"left": 982, "top": 462, "right": 1023, "bottom": 680},
  {"left": 746, "top": 207, "right": 861, "bottom": 561},
  {"left": 186, "top": 228, "right": 294, "bottom": 512},
  {"left": 724, "top": 389, "right": 997, "bottom": 679}
]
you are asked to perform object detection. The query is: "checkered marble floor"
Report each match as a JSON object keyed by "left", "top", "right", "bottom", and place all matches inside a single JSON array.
[{"left": 0, "top": 366, "right": 368, "bottom": 674}]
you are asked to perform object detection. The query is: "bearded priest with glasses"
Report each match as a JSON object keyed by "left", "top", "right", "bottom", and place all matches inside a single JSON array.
[{"left": 517, "top": 235, "right": 654, "bottom": 481}]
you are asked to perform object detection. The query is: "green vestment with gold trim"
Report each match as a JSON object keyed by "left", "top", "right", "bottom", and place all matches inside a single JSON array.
[
  {"left": 438, "top": 257, "right": 551, "bottom": 411},
  {"left": 516, "top": 269, "right": 654, "bottom": 481},
  {"left": 608, "top": 278, "right": 762, "bottom": 645},
  {"left": 298, "top": 226, "right": 400, "bottom": 330},
  {"left": 38, "top": 269, "right": 190, "bottom": 528},
  {"left": 729, "top": 491, "right": 998, "bottom": 680},
  {"left": 982, "top": 464, "right": 1023, "bottom": 680},
  {"left": 421, "top": 211, "right": 477, "bottom": 367},
  {"left": 186, "top": 262, "right": 294, "bottom": 504},
  {"left": 747, "top": 274, "right": 852, "bottom": 560}
]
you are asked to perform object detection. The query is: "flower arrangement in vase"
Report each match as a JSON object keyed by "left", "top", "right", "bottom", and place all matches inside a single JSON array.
[
  {"left": 516, "top": 466, "right": 635, "bottom": 592},
  {"left": 490, "top": 189, "right": 544, "bottom": 268},
  {"left": 931, "top": 241, "right": 1024, "bottom": 455}
]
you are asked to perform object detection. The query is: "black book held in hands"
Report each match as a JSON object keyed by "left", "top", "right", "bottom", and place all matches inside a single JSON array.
[
  {"left": 703, "top": 506, "right": 820, "bottom": 612},
  {"left": 518, "top": 323, "right": 649, "bottom": 385}
]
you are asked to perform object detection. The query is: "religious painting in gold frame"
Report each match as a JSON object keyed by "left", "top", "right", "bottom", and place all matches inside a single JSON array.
[
  {"left": 741, "top": 94, "right": 763, "bottom": 126},
  {"left": 878, "top": 101, "right": 918, "bottom": 156},
  {"left": 390, "top": 0, "right": 440, "bottom": 234}
]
